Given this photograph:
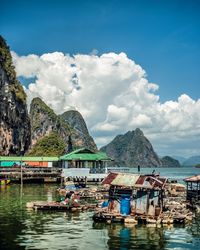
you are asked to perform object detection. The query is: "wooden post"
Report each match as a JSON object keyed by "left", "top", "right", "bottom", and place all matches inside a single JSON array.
[{"left": 20, "top": 156, "right": 23, "bottom": 186}]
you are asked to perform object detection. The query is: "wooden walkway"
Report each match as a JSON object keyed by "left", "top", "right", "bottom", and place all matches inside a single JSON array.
[
  {"left": 0, "top": 167, "right": 61, "bottom": 183},
  {"left": 26, "top": 201, "right": 97, "bottom": 211}
]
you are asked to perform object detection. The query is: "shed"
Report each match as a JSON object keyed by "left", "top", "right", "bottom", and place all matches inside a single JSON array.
[
  {"left": 184, "top": 175, "right": 200, "bottom": 202},
  {"left": 102, "top": 172, "right": 167, "bottom": 216}
]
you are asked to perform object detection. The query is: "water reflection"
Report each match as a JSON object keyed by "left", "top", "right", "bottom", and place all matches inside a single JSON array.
[
  {"left": 1, "top": 183, "right": 200, "bottom": 250},
  {"left": 93, "top": 223, "right": 167, "bottom": 250}
]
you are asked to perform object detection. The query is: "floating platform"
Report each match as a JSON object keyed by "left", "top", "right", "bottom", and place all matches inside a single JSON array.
[
  {"left": 26, "top": 201, "right": 97, "bottom": 212},
  {"left": 93, "top": 211, "right": 192, "bottom": 225}
]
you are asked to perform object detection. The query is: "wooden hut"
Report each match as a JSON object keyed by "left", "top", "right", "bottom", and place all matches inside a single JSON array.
[
  {"left": 102, "top": 172, "right": 167, "bottom": 217},
  {"left": 184, "top": 175, "right": 200, "bottom": 202}
]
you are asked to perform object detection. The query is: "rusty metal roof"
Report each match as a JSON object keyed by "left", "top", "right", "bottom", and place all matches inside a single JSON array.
[
  {"left": 101, "top": 172, "right": 118, "bottom": 185},
  {"left": 184, "top": 175, "right": 200, "bottom": 182},
  {"left": 135, "top": 176, "right": 167, "bottom": 189},
  {"left": 136, "top": 175, "right": 146, "bottom": 185},
  {"left": 111, "top": 173, "right": 140, "bottom": 187},
  {"left": 102, "top": 173, "right": 167, "bottom": 189},
  {"left": 102, "top": 172, "right": 140, "bottom": 187}
]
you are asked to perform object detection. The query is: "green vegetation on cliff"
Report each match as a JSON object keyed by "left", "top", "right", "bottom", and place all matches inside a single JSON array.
[
  {"left": 27, "top": 132, "right": 66, "bottom": 156},
  {"left": 30, "top": 97, "right": 72, "bottom": 132},
  {"left": 30, "top": 97, "right": 97, "bottom": 152},
  {"left": 0, "top": 36, "right": 26, "bottom": 104}
]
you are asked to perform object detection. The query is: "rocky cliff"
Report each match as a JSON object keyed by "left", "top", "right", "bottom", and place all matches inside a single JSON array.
[
  {"left": 60, "top": 110, "right": 97, "bottom": 151},
  {"left": 29, "top": 97, "right": 97, "bottom": 154},
  {"left": 100, "top": 128, "right": 162, "bottom": 167},
  {"left": 0, "top": 36, "right": 30, "bottom": 155}
]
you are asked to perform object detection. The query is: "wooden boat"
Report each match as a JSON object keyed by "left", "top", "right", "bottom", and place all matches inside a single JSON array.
[{"left": 0, "top": 179, "right": 10, "bottom": 185}]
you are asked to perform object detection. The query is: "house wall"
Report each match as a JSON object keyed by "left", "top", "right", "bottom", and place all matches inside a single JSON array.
[
  {"left": 109, "top": 187, "right": 163, "bottom": 216},
  {"left": 135, "top": 190, "right": 148, "bottom": 214},
  {"left": 25, "top": 161, "right": 48, "bottom": 167},
  {"left": 64, "top": 160, "right": 106, "bottom": 173}
]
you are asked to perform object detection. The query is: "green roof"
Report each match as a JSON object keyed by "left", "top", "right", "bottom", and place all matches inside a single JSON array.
[
  {"left": 0, "top": 156, "right": 59, "bottom": 162},
  {"left": 0, "top": 148, "right": 112, "bottom": 162},
  {"left": 60, "top": 148, "right": 112, "bottom": 161}
]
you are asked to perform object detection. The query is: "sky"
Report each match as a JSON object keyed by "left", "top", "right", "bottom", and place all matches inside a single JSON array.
[{"left": 1, "top": 0, "right": 200, "bottom": 157}]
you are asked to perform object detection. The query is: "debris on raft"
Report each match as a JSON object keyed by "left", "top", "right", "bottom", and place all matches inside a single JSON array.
[
  {"left": 26, "top": 186, "right": 107, "bottom": 212},
  {"left": 92, "top": 172, "right": 195, "bottom": 226},
  {"left": 26, "top": 172, "right": 199, "bottom": 227},
  {"left": 57, "top": 186, "right": 109, "bottom": 202},
  {"left": 26, "top": 201, "right": 98, "bottom": 211}
]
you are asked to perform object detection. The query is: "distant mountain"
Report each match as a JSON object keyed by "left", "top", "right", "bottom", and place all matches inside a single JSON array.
[
  {"left": 182, "top": 156, "right": 200, "bottom": 166},
  {"left": 100, "top": 128, "right": 162, "bottom": 167},
  {"left": 29, "top": 97, "right": 97, "bottom": 155},
  {"left": 160, "top": 156, "right": 181, "bottom": 168},
  {"left": 172, "top": 156, "right": 187, "bottom": 165}
]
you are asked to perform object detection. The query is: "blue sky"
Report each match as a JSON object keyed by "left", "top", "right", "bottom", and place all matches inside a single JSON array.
[
  {"left": 1, "top": 0, "right": 200, "bottom": 156},
  {"left": 1, "top": 0, "right": 200, "bottom": 102}
]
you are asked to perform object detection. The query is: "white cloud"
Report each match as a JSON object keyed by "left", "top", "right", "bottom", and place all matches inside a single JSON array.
[{"left": 12, "top": 51, "right": 200, "bottom": 157}]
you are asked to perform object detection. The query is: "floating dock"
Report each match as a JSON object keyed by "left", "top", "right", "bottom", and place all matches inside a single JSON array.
[
  {"left": 26, "top": 201, "right": 97, "bottom": 212},
  {"left": 93, "top": 211, "right": 193, "bottom": 225}
]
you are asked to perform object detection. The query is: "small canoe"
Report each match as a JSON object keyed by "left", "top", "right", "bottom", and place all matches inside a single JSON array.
[{"left": 0, "top": 179, "right": 11, "bottom": 185}]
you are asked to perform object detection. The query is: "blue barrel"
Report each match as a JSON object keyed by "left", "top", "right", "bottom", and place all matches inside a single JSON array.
[
  {"left": 120, "top": 197, "right": 131, "bottom": 215},
  {"left": 101, "top": 201, "right": 109, "bottom": 208}
]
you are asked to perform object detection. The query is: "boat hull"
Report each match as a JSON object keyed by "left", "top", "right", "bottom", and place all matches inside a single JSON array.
[{"left": 0, "top": 179, "right": 11, "bottom": 185}]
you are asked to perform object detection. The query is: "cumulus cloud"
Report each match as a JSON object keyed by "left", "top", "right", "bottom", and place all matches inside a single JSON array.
[{"left": 11, "top": 51, "right": 200, "bottom": 157}]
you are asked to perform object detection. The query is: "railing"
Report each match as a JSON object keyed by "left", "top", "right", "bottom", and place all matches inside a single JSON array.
[{"left": 0, "top": 167, "right": 62, "bottom": 180}]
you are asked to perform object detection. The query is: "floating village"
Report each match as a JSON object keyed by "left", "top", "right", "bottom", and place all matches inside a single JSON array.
[{"left": 0, "top": 148, "right": 200, "bottom": 228}]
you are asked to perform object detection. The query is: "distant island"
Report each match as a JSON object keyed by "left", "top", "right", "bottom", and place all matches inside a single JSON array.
[{"left": 100, "top": 128, "right": 180, "bottom": 168}]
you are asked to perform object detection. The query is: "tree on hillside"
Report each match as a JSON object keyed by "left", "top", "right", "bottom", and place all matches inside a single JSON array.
[{"left": 27, "top": 132, "right": 66, "bottom": 156}]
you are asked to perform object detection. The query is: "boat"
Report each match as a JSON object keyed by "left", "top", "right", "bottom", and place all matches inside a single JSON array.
[{"left": 0, "top": 179, "right": 10, "bottom": 185}]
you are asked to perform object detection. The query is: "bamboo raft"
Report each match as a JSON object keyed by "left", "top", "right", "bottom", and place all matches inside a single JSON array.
[
  {"left": 26, "top": 201, "right": 97, "bottom": 211},
  {"left": 93, "top": 211, "right": 193, "bottom": 225}
]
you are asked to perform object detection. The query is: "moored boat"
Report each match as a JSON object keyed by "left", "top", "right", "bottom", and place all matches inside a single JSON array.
[{"left": 0, "top": 179, "right": 10, "bottom": 185}]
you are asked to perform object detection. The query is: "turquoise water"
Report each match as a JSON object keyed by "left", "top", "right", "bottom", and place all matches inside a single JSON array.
[
  {"left": 130, "top": 167, "right": 200, "bottom": 183},
  {"left": 0, "top": 167, "right": 200, "bottom": 250}
]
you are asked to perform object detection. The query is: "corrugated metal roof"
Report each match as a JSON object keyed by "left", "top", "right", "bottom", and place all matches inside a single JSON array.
[
  {"left": 102, "top": 172, "right": 118, "bottom": 185},
  {"left": 102, "top": 173, "right": 167, "bottom": 189},
  {"left": 0, "top": 156, "right": 59, "bottom": 162},
  {"left": 60, "top": 148, "right": 112, "bottom": 161},
  {"left": 0, "top": 148, "right": 112, "bottom": 162},
  {"left": 111, "top": 173, "right": 140, "bottom": 186},
  {"left": 136, "top": 176, "right": 146, "bottom": 185},
  {"left": 102, "top": 173, "right": 140, "bottom": 187},
  {"left": 184, "top": 175, "right": 200, "bottom": 182}
]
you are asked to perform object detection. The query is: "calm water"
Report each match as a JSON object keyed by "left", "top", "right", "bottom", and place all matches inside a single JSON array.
[{"left": 0, "top": 167, "right": 200, "bottom": 250}]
